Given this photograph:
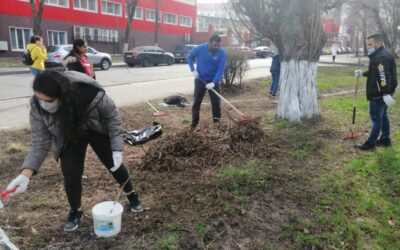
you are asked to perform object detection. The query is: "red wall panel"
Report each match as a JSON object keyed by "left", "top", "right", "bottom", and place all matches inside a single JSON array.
[{"left": 0, "top": 0, "right": 195, "bottom": 35}]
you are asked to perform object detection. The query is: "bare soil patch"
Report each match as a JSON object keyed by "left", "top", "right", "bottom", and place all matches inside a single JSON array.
[{"left": 0, "top": 82, "right": 333, "bottom": 249}]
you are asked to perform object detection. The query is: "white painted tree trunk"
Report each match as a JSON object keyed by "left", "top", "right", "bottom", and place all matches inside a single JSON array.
[{"left": 277, "top": 60, "right": 319, "bottom": 122}]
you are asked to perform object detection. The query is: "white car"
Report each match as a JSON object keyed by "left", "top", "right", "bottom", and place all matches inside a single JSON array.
[{"left": 45, "top": 44, "right": 112, "bottom": 70}]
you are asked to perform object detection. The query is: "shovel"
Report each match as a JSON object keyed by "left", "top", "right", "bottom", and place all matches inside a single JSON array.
[
  {"left": 145, "top": 100, "right": 168, "bottom": 116},
  {"left": 0, "top": 185, "right": 19, "bottom": 209},
  {"left": 344, "top": 61, "right": 362, "bottom": 140},
  {"left": 198, "top": 78, "right": 255, "bottom": 124}
]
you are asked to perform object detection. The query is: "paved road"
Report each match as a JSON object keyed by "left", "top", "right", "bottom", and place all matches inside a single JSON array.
[{"left": 0, "top": 58, "right": 272, "bottom": 129}]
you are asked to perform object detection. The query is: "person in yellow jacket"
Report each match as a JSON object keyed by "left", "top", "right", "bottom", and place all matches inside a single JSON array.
[{"left": 26, "top": 36, "right": 47, "bottom": 76}]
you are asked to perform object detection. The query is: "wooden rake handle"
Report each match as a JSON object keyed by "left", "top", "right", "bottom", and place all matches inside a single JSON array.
[
  {"left": 197, "top": 77, "right": 244, "bottom": 116},
  {"left": 145, "top": 100, "right": 159, "bottom": 113},
  {"left": 209, "top": 88, "right": 244, "bottom": 116}
]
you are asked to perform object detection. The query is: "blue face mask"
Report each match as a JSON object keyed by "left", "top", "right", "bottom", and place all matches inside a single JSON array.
[
  {"left": 39, "top": 100, "right": 60, "bottom": 113},
  {"left": 367, "top": 47, "right": 376, "bottom": 55}
]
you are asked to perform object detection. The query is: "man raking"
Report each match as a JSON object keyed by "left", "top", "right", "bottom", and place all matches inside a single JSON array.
[{"left": 187, "top": 34, "right": 227, "bottom": 129}]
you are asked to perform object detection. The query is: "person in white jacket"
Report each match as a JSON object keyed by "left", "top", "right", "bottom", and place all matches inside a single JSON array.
[{"left": 331, "top": 45, "right": 338, "bottom": 63}]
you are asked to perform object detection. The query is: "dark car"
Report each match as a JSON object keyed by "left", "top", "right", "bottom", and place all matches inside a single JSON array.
[
  {"left": 253, "top": 46, "right": 274, "bottom": 58},
  {"left": 124, "top": 46, "right": 175, "bottom": 67},
  {"left": 172, "top": 44, "right": 196, "bottom": 63}
]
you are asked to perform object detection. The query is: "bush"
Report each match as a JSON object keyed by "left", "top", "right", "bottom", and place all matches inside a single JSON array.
[{"left": 221, "top": 48, "right": 249, "bottom": 87}]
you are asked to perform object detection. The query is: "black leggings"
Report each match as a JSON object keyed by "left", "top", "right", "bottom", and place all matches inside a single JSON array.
[{"left": 60, "top": 130, "right": 133, "bottom": 210}]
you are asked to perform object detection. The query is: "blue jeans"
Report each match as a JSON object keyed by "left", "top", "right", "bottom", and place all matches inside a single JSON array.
[
  {"left": 368, "top": 99, "right": 390, "bottom": 144},
  {"left": 30, "top": 67, "right": 42, "bottom": 77},
  {"left": 270, "top": 71, "right": 280, "bottom": 95}
]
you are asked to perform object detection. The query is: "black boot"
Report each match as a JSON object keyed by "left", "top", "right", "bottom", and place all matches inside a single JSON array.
[
  {"left": 354, "top": 141, "right": 375, "bottom": 151},
  {"left": 127, "top": 192, "right": 144, "bottom": 212},
  {"left": 64, "top": 209, "right": 83, "bottom": 232},
  {"left": 375, "top": 138, "right": 392, "bottom": 147}
]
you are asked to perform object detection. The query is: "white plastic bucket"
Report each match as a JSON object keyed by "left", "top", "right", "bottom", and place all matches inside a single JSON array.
[{"left": 92, "top": 201, "right": 123, "bottom": 237}]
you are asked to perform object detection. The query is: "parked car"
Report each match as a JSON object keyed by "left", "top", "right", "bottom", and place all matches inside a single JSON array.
[
  {"left": 340, "top": 47, "right": 347, "bottom": 54},
  {"left": 237, "top": 46, "right": 256, "bottom": 59},
  {"left": 347, "top": 47, "right": 353, "bottom": 53},
  {"left": 124, "top": 46, "right": 175, "bottom": 67},
  {"left": 173, "top": 44, "right": 196, "bottom": 63},
  {"left": 45, "top": 44, "right": 112, "bottom": 70},
  {"left": 252, "top": 46, "right": 274, "bottom": 58}
]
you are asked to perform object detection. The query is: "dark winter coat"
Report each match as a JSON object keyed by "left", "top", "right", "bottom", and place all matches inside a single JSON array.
[
  {"left": 270, "top": 53, "right": 280, "bottom": 73},
  {"left": 21, "top": 71, "right": 123, "bottom": 173},
  {"left": 363, "top": 46, "right": 397, "bottom": 100},
  {"left": 64, "top": 52, "right": 95, "bottom": 79}
]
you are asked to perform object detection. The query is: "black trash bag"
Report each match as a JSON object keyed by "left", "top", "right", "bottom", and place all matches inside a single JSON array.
[
  {"left": 123, "top": 122, "right": 163, "bottom": 146},
  {"left": 163, "top": 95, "right": 187, "bottom": 108}
]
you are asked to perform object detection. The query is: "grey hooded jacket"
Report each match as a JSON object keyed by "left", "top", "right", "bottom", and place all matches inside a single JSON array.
[{"left": 21, "top": 71, "right": 123, "bottom": 174}]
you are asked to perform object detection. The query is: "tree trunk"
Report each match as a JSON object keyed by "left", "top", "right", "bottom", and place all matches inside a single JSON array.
[
  {"left": 277, "top": 60, "right": 319, "bottom": 122},
  {"left": 154, "top": 0, "right": 159, "bottom": 45},
  {"left": 275, "top": 0, "right": 323, "bottom": 122},
  {"left": 30, "top": 0, "right": 45, "bottom": 35},
  {"left": 124, "top": 0, "right": 138, "bottom": 51}
]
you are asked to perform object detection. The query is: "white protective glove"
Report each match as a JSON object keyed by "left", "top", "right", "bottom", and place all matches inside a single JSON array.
[
  {"left": 383, "top": 95, "right": 395, "bottom": 106},
  {"left": 192, "top": 70, "right": 199, "bottom": 79},
  {"left": 206, "top": 82, "right": 215, "bottom": 90},
  {"left": 6, "top": 175, "right": 30, "bottom": 197},
  {"left": 354, "top": 69, "right": 363, "bottom": 77},
  {"left": 111, "top": 151, "right": 123, "bottom": 172}
]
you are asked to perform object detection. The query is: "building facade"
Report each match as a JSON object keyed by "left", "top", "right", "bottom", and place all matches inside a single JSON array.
[
  {"left": 194, "top": 3, "right": 253, "bottom": 47},
  {"left": 0, "top": 0, "right": 196, "bottom": 57}
]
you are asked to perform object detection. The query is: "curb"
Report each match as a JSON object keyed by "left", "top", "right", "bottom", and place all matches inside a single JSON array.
[
  {"left": 318, "top": 61, "right": 368, "bottom": 67},
  {"left": 0, "top": 70, "right": 30, "bottom": 76},
  {"left": 0, "top": 63, "right": 128, "bottom": 76}
]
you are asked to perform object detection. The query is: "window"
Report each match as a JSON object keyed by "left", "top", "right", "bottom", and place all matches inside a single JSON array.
[
  {"left": 9, "top": 27, "right": 32, "bottom": 51},
  {"left": 180, "top": 16, "right": 192, "bottom": 27},
  {"left": 110, "top": 30, "right": 118, "bottom": 42},
  {"left": 74, "top": 25, "right": 118, "bottom": 43},
  {"left": 146, "top": 9, "right": 162, "bottom": 22},
  {"left": 164, "top": 13, "right": 177, "bottom": 25},
  {"left": 47, "top": 30, "right": 67, "bottom": 46},
  {"left": 74, "top": 26, "right": 83, "bottom": 39},
  {"left": 93, "top": 28, "right": 99, "bottom": 41},
  {"left": 125, "top": 6, "right": 143, "bottom": 20},
  {"left": 146, "top": 9, "right": 155, "bottom": 21},
  {"left": 184, "top": 33, "right": 191, "bottom": 43},
  {"left": 73, "top": 0, "right": 97, "bottom": 12},
  {"left": 134, "top": 7, "right": 143, "bottom": 19},
  {"left": 84, "top": 27, "right": 91, "bottom": 40},
  {"left": 45, "top": 0, "right": 68, "bottom": 8},
  {"left": 101, "top": 0, "right": 121, "bottom": 16},
  {"left": 87, "top": 47, "right": 95, "bottom": 53}
]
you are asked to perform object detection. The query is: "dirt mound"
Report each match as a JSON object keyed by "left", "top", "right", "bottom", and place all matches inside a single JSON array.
[
  {"left": 139, "top": 128, "right": 225, "bottom": 172},
  {"left": 139, "top": 121, "right": 277, "bottom": 172}
]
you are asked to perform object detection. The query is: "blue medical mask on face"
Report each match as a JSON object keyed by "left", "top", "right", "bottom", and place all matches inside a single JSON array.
[
  {"left": 39, "top": 100, "right": 60, "bottom": 113},
  {"left": 367, "top": 47, "right": 376, "bottom": 55}
]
